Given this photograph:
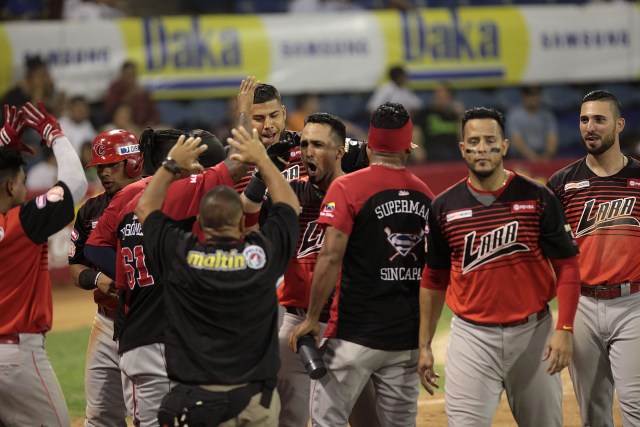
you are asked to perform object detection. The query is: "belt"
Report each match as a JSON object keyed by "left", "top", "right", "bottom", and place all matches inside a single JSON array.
[
  {"left": 458, "top": 305, "right": 550, "bottom": 328},
  {"left": 285, "top": 306, "right": 330, "bottom": 324},
  {"left": 580, "top": 283, "right": 640, "bottom": 300},
  {"left": 97, "top": 303, "right": 117, "bottom": 321},
  {"left": 0, "top": 334, "right": 20, "bottom": 344}
]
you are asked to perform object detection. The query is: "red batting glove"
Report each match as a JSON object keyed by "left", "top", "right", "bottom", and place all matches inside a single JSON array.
[
  {"left": 21, "top": 101, "right": 64, "bottom": 148},
  {"left": 0, "top": 105, "right": 35, "bottom": 154}
]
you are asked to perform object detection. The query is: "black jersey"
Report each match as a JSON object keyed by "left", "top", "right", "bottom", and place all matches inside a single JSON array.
[
  {"left": 69, "top": 192, "right": 119, "bottom": 310},
  {"left": 142, "top": 203, "right": 298, "bottom": 385},
  {"left": 547, "top": 156, "right": 640, "bottom": 285},
  {"left": 428, "top": 173, "right": 578, "bottom": 323},
  {"left": 319, "top": 165, "right": 435, "bottom": 351}
]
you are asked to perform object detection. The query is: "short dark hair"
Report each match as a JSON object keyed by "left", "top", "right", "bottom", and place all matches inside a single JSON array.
[
  {"left": 139, "top": 128, "right": 186, "bottom": 176},
  {"left": 0, "top": 148, "right": 26, "bottom": 183},
  {"left": 253, "top": 84, "right": 281, "bottom": 105},
  {"left": 389, "top": 66, "right": 406, "bottom": 82},
  {"left": 371, "top": 102, "right": 410, "bottom": 130},
  {"left": 521, "top": 85, "right": 541, "bottom": 96},
  {"left": 121, "top": 60, "right": 136, "bottom": 72},
  {"left": 582, "top": 90, "right": 622, "bottom": 119},
  {"left": 199, "top": 186, "right": 243, "bottom": 230},
  {"left": 25, "top": 55, "right": 46, "bottom": 75},
  {"left": 461, "top": 107, "right": 505, "bottom": 138},
  {"left": 304, "top": 112, "right": 346, "bottom": 146},
  {"left": 190, "top": 129, "right": 226, "bottom": 168}
]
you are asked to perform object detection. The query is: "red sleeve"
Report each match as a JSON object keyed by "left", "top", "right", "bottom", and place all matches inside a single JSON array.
[
  {"left": 420, "top": 265, "right": 450, "bottom": 291},
  {"left": 162, "top": 162, "right": 233, "bottom": 219},
  {"left": 550, "top": 255, "right": 580, "bottom": 332},
  {"left": 87, "top": 195, "right": 121, "bottom": 248},
  {"left": 317, "top": 179, "right": 354, "bottom": 235}
]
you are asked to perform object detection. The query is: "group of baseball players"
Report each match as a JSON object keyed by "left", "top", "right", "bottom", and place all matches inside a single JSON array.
[{"left": 0, "top": 76, "right": 638, "bottom": 427}]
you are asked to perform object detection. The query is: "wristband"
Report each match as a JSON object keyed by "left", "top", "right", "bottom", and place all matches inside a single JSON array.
[
  {"left": 161, "top": 157, "right": 181, "bottom": 175},
  {"left": 243, "top": 174, "right": 267, "bottom": 204},
  {"left": 78, "top": 269, "right": 100, "bottom": 290}
]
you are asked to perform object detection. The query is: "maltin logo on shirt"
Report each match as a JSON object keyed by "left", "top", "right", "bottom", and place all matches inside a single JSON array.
[{"left": 511, "top": 201, "right": 536, "bottom": 213}]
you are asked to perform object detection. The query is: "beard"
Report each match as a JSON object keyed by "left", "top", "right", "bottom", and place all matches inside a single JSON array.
[{"left": 583, "top": 131, "right": 615, "bottom": 155}]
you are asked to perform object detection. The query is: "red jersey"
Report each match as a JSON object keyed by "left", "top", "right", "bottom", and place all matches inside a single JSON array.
[
  {"left": 547, "top": 156, "right": 640, "bottom": 285},
  {"left": 0, "top": 183, "right": 75, "bottom": 334},
  {"left": 425, "top": 174, "right": 578, "bottom": 324}
]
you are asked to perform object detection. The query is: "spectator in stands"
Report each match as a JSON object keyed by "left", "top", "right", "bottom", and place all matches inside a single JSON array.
[
  {"left": 414, "top": 82, "right": 464, "bottom": 162},
  {"left": 1, "top": 55, "right": 63, "bottom": 121},
  {"left": 289, "top": 0, "right": 363, "bottom": 12},
  {"left": 58, "top": 96, "right": 97, "bottom": 154},
  {"left": 101, "top": 103, "right": 142, "bottom": 136},
  {"left": 286, "top": 93, "right": 321, "bottom": 131},
  {"left": 506, "top": 86, "right": 559, "bottom": 162},
  {"left": 79, "top": 141, "right": 99, "bottom": 184},
  {"left": 104, "top": 61, "right": 159, "bottom": 129},
  {"left": 26, "top": 147, "right": 57, "bottom": 190},
  {"left": 367, "top": 65, "right": 423, "bottom": 117}
]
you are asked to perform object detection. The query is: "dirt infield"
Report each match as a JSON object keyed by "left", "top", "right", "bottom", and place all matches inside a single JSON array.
[{"left": 53, "top": 284, "right": 623, "bottom": 426}]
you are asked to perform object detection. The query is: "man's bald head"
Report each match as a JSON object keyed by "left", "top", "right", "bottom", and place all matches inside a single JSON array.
[{"left": 199, "top": 186, "right": 244, "bottom": 235}]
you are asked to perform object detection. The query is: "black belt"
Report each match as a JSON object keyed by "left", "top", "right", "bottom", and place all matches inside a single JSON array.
[
  {"left": 580, "top": 283, "right": 640, "bottom": 300},
  {"left": 458, "top": 305, "right": 550, "bottom": 328},
  {"left": 285, "top": 306, "right": 330, "bottom": 324},
  {"left": 0, "top": 334, "right": 19, "bottom": 344},
  {"left": 97, "top": 303, "right": 117, "bottom": 320}
]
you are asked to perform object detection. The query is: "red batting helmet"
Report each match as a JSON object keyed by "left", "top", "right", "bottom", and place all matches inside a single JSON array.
[{"left": 86, "top": 129, "right": 143, "bottom": 178}]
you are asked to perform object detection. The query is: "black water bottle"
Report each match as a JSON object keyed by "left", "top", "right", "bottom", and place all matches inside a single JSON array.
[{"left": 297, "top": 334, "right": 327, "bottom": 380}]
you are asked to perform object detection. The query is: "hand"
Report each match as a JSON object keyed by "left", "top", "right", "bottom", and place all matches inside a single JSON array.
[
  {"left": 166, "top": 135, "right": 207, "bottom": 175},
  {"left": 227, "top": 127, "right": 268, "bottom": 165},
  {"left": 21, "top": 101, "right": 64, "bottom": 147},
  {"left": 418, "top": 345, "right": 441, "bottom": 395},
  {"left": 96, "top": 274, "right": 119, "bottom": 298},
  {"left": 0, "top": 105, "right": 34, "bottom": 154},
  {"left": 542, "top": 329, "right": 573, "bottom": 375},
  {"left": 237, "top": 76, "right": 260, "bottom": 117},
  {"left": 288, "top": 318, "right": 320, "bottom": 353}
]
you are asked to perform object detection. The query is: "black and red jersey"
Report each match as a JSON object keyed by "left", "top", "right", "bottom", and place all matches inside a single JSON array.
[
  {"left": 426, "top": 173, "right": 578, "bottom": 324},
  {"left": 319, "top": 165, "right": 435, "bottom": 351},
  {"left": 69, "top": 191, "right": 118, "bottom": 312},
  {"left": 547, "top": 156, "right": 640, "bottom": 286},
  {"left": 0, "top": 182, "right": 75, "bottom": 334},
  {"left": 233, "top": 131, "right": 306, "bottom": 194},
  {"left": 272, "top": 177, "right": 326, "bottom": 308},
  {"left": 114, "top": 163, "right": 233, "bottom": 354}
]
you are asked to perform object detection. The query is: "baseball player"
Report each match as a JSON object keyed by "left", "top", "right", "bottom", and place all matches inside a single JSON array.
[
  {"left": 289, "top": 102, "right": 435, "bottom": 426},
  {"left": 547, "top": 90, "right": 640, "bottom": 426},
  {"left": 243, "top": 112, "right": 380, "bottom": 426},
  {"left": 68, "top": 129, "right": 142, "bottom": 426},
  {"left": 419, "top": 107, "right": 580, "bottom": 427},
  {"left": 137, "top": 128, "right": 300, "bottom": 426},
  {"left": 85, "top": 129, "right": 251, "bottom": 426},
  {"left": 0, "top": 102, "right": 88, "bottom": 426}
]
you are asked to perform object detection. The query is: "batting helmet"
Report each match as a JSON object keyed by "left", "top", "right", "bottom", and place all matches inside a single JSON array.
[{"left": 86, "top": 129, "right": 143, "bottom": 178}]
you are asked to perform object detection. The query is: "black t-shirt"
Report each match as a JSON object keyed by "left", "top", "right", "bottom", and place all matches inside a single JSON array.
[
  {"left": 414, "top": 107, "right": 460, "bottom": 161},
  {"left": 142, "top": 203, "right": 299, "bottom": 385}
]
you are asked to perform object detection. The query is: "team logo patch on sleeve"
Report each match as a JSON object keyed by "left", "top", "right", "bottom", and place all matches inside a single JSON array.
[
  {"left": 627, "top": 179, "right": 640, "bottom": 188},
  {"left": 446, "top": 209, "right": 472, "bottom": 222},
  {"left": 564, "top": 180, "right": 590, "bottom": 191},
  {"left": 70, "top": 228, "right": 79, "bottom": 241},
  {"left": 320, "top": 202, "right": 336, "bottom": 218},
  {"left": 511, "top": 201, "right": 536, "bottom": 213}
]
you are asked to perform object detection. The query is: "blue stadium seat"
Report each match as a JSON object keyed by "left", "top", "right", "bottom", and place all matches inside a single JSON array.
[
  {"left": 457, "top": 88, "right": 502, "bottom": 111},
  {"left": 543, "top": 85, "right": 584, "bottom": 112},
  {"left": 157, "top": 101, "right": 191, "bottom": 128},
  {"left": 190, "top": 99, "right": 228, "bottom": 129},
  {"left": 598, "top": 83, "right": 640, "bottom": 109}
]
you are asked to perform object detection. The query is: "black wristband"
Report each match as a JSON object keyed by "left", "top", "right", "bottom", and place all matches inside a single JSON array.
[
  {"left": 243, "top": 174, "right": 267, "bottom": 204},
  {"left": 78, "top": 269, "right": 100, "bottom": 290},
  {"left": 161, "top": 157, "right": 181, "bottom": 175}
]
